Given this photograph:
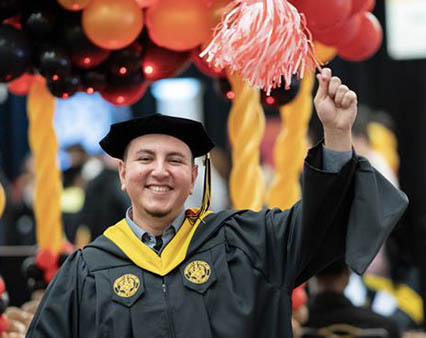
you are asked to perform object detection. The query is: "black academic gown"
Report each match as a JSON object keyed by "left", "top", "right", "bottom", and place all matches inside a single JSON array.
[{"left": 26, "top": 144, "right": 408, "bottom": 338}]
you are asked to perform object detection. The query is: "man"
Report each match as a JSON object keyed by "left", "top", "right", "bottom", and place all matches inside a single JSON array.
[
  {"left": 26, "top": 68, "right": 408, "bottom": 338},
  {"left": 302, "top": 260, "right": 401, "bottom": 338}
]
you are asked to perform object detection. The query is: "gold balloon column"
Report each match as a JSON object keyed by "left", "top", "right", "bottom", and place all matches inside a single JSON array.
[
  {"left": 0, "top": 183, "right": 5, "bottom": 218},
  {"left": 266, "top": 43, "right": 336, "bottom": 209},
  {"left": 266, "top": 72, "right": 315, "bottom": 209},
  {"left": 27, "top": 76, "right": 63, "bottom": 254},
  {"left": 368, "top": 122, "right": 400, "bottom": 175},
  {"left": 227, "top": 72, "right": 266, "bottom": 210}
]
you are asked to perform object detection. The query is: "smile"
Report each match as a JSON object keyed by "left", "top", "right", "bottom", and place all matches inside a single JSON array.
[{"left": 147, "top": 185, "right": 172, "bottom": 192}]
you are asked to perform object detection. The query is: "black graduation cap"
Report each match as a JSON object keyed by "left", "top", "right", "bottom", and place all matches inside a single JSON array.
[
  {"left": 99, "top": 114, "right": 214, "bottom": 221},
  {"left": 99, "top": 114, "right": 214, "bottom": 159}
]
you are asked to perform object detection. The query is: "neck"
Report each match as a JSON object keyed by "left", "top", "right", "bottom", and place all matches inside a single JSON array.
[
  {"left": 131, "top": 207, "right": 183, "bottom": 236},
  {"left": 316, "top": 276, "right": 348, "bottom": 294}
]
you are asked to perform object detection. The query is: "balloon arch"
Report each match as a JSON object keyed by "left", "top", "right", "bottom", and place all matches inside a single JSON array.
[{"left": 0, "top": 0, "right": 382, "bottom": 298}]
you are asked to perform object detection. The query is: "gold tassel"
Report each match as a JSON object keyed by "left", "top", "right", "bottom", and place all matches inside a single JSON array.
[{"left": 187, "top": 153, "right": 211, "bottom": 224}]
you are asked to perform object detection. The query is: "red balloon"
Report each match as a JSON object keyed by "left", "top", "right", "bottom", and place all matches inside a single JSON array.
[
  {"left": 292, "top": 284, "right": 307, "bottom": 311},
  {"left": 7, "top": 72, "right": 35, "bottom": 95},
  {"left": 142, "top": 41, "right": 190, "bottom": 81},
  {"left": 3, "top": 15, "right": 21, "bottom": 29},
  {"left": 0, "top": 277, "right": 5, "bottom": 295},
  {"left": 191, "top": 47, "right": 225, "bottom": 78},
  {"left": 134, "top": 0, "right": 159, "bottom": 8},
  {"left": 351, "top": 0, "right": 375, "bottom": 15},
  {"left": 101, "top": 81, "right": 149, "bottom": 106},
  {"left": 35, "top": 249, "right": 58, "bottom": 270},
  {"left": 314, "top": 14, "right": 361, "bottom": 48},
  {"left": 338, "top": 12, "right": 382, "bottom": 61},
  {"left": 44, "top": 266, "right": 59, "bottom": 283},
  {"left": 0, "top": 315, "right": 9, "bottom": 334},
  {"left": 297, "top": 0, "right": 352, "bottom": 32}
]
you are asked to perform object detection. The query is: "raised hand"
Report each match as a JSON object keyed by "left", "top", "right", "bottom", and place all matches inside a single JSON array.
[{"left": 314, "top": 68, "right": 357, "bottom": 151}]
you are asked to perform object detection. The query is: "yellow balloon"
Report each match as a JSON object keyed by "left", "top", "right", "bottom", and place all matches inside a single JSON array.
[
  {"left": 58, "top": 0, "right": 92, "bottom": 11},
  {"left": 0, "top": 183, "right": 5, "bottom": 218},
  {"left": 83, "top": 0, "right": 143, "bottom": 50}
]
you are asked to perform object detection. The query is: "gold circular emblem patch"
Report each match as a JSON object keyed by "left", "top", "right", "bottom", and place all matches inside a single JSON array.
[
  {"left": 113, "top": 274, "right": 140, "bottom": 298},
  {"left": 184, "top": 260, "right": 211, "bottom": 284}
]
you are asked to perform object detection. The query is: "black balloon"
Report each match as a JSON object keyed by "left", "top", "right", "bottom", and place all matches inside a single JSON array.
[
  {"left": 261, "top": 77, "right": 301, "bottom": 108},
  {"left": 61, "top": 13, "right": 110, "bottom": 69},
  {"left": 27, "top": 278, "right": 47, "bottom": 293},
  {"left": 36, "top": 45, "right": 71, "bottom": 79},
  {"left": 21, "top": 256, "right": 43, "bottom": 280},
  {"left": 47, "top": 72, "right": 81, "bottom": 98},
  {"left": 108, "top": 68, "right": 145, "bottom": 87},
  {"left": 0, "top": 0, "right": 22, "bottom": 21},
  {"left": 0, "top": 24, "right": 31, "bottom": 82},
  {"left": 214, "top": 77, "right": 234, "bottom": 101},
  {"left": 81, "top": 69, "right": 107, "bottom": 93},
  {"left": 141, "top": 40, "right": 190, "bottom": 81},
  {"left": 20, "top": 7, "right": 56, "bottom": 40},
  {"left": 105, "top": 41, "right": 144, "bottom": 77},
  {"left": 0, "top": 292, "right": 9, "bottom": 314}
]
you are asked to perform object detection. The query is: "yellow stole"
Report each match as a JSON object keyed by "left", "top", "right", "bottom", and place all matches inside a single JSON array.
[{"left": 104, "top": 211, "right": 212, "bottom": 276}]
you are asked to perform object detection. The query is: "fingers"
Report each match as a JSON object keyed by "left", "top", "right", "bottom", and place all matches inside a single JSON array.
[
  {"left": 315, "top": 67, "right": 357, "bottom": 108},
  {"left": 315, "top": 67, "right": 332, "bottom": 100},
  {"left": 328, "top": 76, "right": 342, "bottom": 99},
  {"left": 334, "top": 84, "right": 349, "bottom": 107},
  {"left": 341, "top": 90, "right": 357, "bottom": 108}
]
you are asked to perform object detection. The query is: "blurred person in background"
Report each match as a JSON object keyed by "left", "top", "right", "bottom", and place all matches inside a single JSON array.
[{"left": 302, "top": 259, "right": 401, "bottom": 338}]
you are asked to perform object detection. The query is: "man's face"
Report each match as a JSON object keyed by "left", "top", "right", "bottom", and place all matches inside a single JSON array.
[{"left": 118, "top": 134, "right": 198, "bottom": 223}]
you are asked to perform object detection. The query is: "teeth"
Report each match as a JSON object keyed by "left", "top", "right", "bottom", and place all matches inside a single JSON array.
[{"left": 149, "top": 186, "right": 170, "bottom": 192}]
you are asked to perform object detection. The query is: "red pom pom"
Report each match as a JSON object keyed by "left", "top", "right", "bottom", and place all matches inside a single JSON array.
[
  {"left": 200, "top": 0, "right": 318, "bottom": 94},
  {"left": 0, "top": 315, "right": 10, "bottom": 334},
  {"left": 35, "top": 249, "right": 59, "bottom": 270}
]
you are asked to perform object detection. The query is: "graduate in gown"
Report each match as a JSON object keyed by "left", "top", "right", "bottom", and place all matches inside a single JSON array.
[{"left": 26, "top": 68, "right": 408, "bottom": 338}]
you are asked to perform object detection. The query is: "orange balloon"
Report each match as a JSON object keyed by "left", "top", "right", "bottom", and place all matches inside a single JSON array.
[
  {"left": 82, "top": 0, "right": 143, "bottom": 50},
  {"left": 205, "top": 0, "right": 231, "bottom": 27},
  {"left": 58, "top": 0, "right": 92, "bottom": 11},
  {"left": 146, "top": 0, "right": 213, "bottom": 51}
]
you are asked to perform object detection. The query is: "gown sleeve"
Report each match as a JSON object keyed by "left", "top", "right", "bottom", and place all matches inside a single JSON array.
[
  {"left": 25, "top": 250, "right": 88, "bottom": 338},
  {"left": 224, "top": 142, "right": 408, "bottom": 289}
]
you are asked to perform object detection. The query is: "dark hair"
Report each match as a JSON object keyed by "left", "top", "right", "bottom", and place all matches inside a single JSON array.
[{"left": 316, "top": 259, "right": 349, "bottom": 279}]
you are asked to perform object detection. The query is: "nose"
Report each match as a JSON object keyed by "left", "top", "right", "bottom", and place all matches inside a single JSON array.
[{"left": 151, "top": 159, "right": 170, "bottom": 178}]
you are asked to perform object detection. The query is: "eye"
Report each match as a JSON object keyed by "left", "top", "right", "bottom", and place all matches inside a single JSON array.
[
  {"left": 169, "top": 157, "right": 184, "bottom": 164},
  {"left": 138, "top": 156, "right": 152, "bottom": 162}
]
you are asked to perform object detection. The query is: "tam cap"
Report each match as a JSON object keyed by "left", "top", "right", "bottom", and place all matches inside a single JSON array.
[{"left": 99, "top": 114, "right": 214, "bottom": 159}]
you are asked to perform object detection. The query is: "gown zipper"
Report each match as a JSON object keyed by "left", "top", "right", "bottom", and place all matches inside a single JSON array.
[{"left": 162, "top": 278, "right": 176, "bottom": 338}]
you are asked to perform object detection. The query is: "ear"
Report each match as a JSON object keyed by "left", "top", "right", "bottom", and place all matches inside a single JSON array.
[
  {"left": 191, "top": 164, "right": 198, "bottom": 190},
  {"left": 118, "top": 160, "right": 126, "bottom": 191}
]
